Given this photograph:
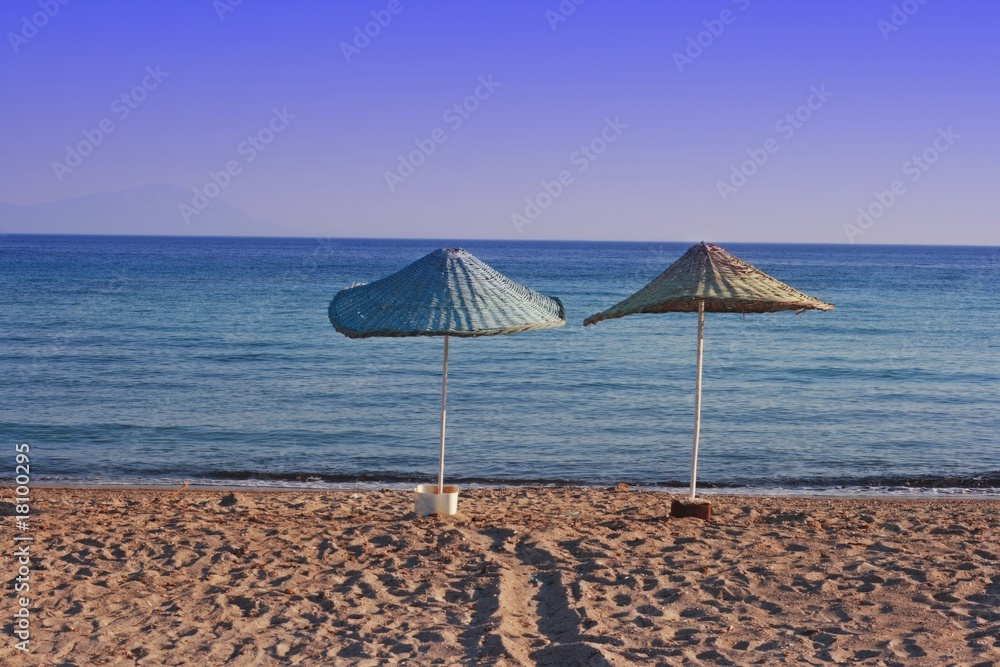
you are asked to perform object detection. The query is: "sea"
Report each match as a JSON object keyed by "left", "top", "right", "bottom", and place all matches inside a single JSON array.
[{"left": 2, "top": 235, "right": 998, "bottom": 496}]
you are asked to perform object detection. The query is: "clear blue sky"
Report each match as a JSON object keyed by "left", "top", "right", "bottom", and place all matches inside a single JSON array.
[{"left": 2, "top": 0, "right": 997, "bottom": 244}]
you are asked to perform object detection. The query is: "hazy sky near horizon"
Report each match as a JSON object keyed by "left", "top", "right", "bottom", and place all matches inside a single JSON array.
[{"left": 1, "top": 0, "right": 998, "bottom": 244}]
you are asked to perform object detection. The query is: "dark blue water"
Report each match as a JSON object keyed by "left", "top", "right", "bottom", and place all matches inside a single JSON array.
[{"left": 2, "top": 235, "right": 998, "bottom": 494}]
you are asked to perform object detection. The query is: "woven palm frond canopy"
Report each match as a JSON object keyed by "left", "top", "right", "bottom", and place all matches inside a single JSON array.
[
  {"left": 328, "top": 248, "right": 565, "bottom": 512},
  {"left": 584, "top": 242, "right": 833, "bottom": 516},
  {"left": 330, "top": 248, "right": 566, "bottom": 338},
  {"left": 584, "top": 242, "right": 833, "bottom": 325}
]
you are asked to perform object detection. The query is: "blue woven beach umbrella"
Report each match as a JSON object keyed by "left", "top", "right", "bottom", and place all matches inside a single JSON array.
[
  {"left": 329, "top": 248, "right": 565, "bottom": 495},
  {"left": 585, "top": 242, "right": 833, "bottom": 513}
]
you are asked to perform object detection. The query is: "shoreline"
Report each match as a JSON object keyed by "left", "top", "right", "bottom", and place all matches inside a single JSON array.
[
  {"left": 31, "top": 480, "right": 1000, "bottom": 500},
  {"left": 6, "top": 486, "right": 1000, "bottom": 665}
]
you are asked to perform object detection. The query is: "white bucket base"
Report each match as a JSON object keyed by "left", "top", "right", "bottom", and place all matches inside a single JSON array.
[{"left": 414, "top": 484, "right": 459, "bottom": 516}]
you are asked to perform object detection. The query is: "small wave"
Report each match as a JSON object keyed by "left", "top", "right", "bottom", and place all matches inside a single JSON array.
[
  {"left": 767, "top": 472, "right": 1000, "bottom": 490},
  {"left": 201, "top": 470, "right": 587, "bottom": 486},
  {"left": 36, "top": 469, "right": 1000, "bottom": 496},
  {"left": 194, "top": 353, "right": 273, "bottom": 362},
  {"left": 197, "top": 469, "right": 1000, "bottom": 489}
]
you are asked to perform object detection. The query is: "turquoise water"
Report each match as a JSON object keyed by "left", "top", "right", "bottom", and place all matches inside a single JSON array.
[{"left": 2, "top": 235, "right": 998, "bottom": 493}]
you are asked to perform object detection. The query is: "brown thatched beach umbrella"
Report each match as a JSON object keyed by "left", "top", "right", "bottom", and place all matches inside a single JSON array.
[{"left": 584, "top": 242, "right": 833, "bottom": 518}]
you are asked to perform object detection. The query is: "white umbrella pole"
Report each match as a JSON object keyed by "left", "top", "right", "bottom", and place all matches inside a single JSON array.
[
  {"left": 437, "top": 335, "right": 449, "bottom": 493},
  {"left": 689, "top": 301, "right": 705, "bottom": 500}
]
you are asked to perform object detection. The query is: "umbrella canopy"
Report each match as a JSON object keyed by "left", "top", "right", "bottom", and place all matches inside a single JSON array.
[
  {"left": 584, "top": 242, "right": 833, "bottom": 324},
  {"left": 329, "top": 248, "right": 565, "bottom": 497},
  {"left": 584, "top": 242, "right": 833, "bottom": 505},
  {"left": 331, "top": 248, "right": 565, "bottom": 338}
]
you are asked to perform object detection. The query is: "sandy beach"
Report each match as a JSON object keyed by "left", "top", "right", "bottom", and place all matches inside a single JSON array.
[{"left": 4, "top": 487, "right": 999, "bottom": 666}]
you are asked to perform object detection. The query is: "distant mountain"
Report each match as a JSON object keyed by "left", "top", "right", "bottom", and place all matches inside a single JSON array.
[{"left": 0, "top": 184, "right": 291, "bottom": 236}]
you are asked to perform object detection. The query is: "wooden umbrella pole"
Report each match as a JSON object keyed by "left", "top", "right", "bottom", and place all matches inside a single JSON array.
[
  {"left": 689, "top": 301, "right": 705, "bottom": 500},
  {"left": 437, "top": 335, "right": 449, "bottom": 493}
]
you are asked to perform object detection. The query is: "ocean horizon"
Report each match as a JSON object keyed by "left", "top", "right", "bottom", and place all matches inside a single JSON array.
[{"left": 3, "top": 234, "right": 998, "bottom": 496}]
